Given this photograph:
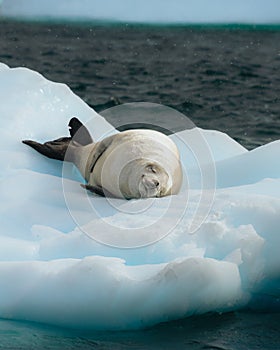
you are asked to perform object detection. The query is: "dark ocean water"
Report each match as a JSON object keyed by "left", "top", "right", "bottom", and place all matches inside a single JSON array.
[
  {"left": 0, "top": 312, "right": 280, "bottom": 350},
  {"left": 0, "top": 20, "right": 280, "bottom": 349},
  {"left": 1, "top": 21, "right": 280, "bottom": 148}
]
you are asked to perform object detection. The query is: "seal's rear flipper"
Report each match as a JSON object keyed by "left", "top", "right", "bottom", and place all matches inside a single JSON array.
[
  {"left": 22, "top": 117, "right": 93, "bottom": 161},
  {"left": 81, "top": 184, "right": 121, "bottom": 199},
  {"left": 68, "top": 117, "right": 93, "bottom": 146},
  {"left": 22, "top": 137, "right": 71, "bottom": 161}
]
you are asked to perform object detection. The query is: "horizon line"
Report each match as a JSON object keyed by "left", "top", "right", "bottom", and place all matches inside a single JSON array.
[{"left": 1, "top": 15, "right": 280, "bottom": 27}]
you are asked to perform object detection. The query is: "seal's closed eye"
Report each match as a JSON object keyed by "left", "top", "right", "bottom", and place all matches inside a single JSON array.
[{"left": 147, "top": 165, "right": 157, "bottom": 173}]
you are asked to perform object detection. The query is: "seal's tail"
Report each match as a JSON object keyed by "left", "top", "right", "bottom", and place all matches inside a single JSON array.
[{"left": 22, "top": 117, "right": 93, "bottom": 161}]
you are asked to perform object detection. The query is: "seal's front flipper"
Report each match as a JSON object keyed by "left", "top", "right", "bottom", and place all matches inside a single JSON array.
[
  {"left": 87, "top": 135, "right": 115, "bottom": 174},
  {"left": 81, "top": 184, "right": 106, "bottom": 197},
  {"left": 80, "top": 183, "right": 118, "bottom": 198},
  {"left": 22, "top": 137, "right": 71, "bottom": 161}
]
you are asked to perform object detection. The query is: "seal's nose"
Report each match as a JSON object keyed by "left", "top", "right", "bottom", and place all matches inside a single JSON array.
[
  {"left": 148, "top": 179, "right": 159, "bottom": 188},
  {"left": 143, "top": 176, "right": 160, "bottom": 189}
]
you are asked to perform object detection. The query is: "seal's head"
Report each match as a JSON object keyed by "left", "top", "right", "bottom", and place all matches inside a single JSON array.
[
  {"left": 120, "top": 159, "right": 171, "bottom": 199},
  {"left": 138, "top": 163, "right": 171, "bottom": 198}
]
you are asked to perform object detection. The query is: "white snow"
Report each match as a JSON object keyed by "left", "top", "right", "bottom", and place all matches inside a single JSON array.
[{"left": 0, "top": 62, "right": 280, "bottom": 330}]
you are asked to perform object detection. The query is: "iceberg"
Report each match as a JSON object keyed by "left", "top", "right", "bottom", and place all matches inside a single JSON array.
[{"left": 0, "top": 62, "right": 280, "bottom": 330}]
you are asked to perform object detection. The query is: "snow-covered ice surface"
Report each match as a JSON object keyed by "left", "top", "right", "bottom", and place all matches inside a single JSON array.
[{"left": 0, "top": 62, "right": 280, "bottom": 330}]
